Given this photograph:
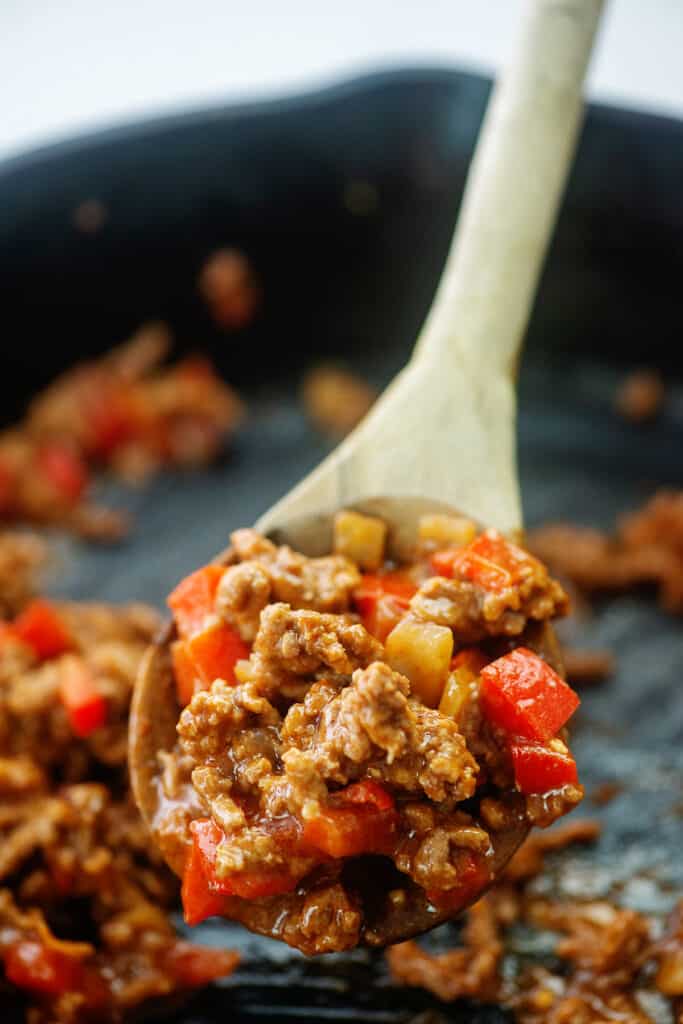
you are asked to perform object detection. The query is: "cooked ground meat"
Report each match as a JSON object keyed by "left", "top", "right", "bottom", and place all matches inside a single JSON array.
[
  {"left": 561, "top": 646, "right": 615, "bottom": 685},
  {"left": 409, "top": 560, "right": 568, "bottom": 643},
  {"left": 224, "top": 529, "right": 362, "bottom": 615},
  {"left": 388, "top": 820, "right": 683, "bottom": 1023},
  {"left": 301, "top": 364, "right": 377, "bottom": 437},
  {"left": 528, "top": 490, "right": 683, "bottom": 614},
  {"left": 386, "top": 897, "right": 503, "bottom": 1003},
  {"left": 197, "top": 248, "right": 260, "bottom": 330},
  {"left": 280, "top": 662, "right": 479, "bottom": 803},
  {"left": 215, "top": 561, "right": 272, "bottom": 642},
  {"left": 0, "top": 586, "right": 238, "bottom": 1021},
  {"left": 614, "top": 368, "right": 665, "bottom": 423},
  {"left": 232, "top": 602, "right": 381, "bottom": 699},
  {"left": 0, "top": 532, "right": 47, "bottom": 618},
  {"left": 254, "top": 603, "right": 382, "bottom": 679},
  {"left": 0, "top": 327, "right": 242, "bottom": 539},
  {"left": 158, "top": 513, "right": 580, "bottom": 954}
]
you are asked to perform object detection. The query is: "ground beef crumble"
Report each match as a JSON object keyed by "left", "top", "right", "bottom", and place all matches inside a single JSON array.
[
  {"left": 0, "top": 567, "right": 238, "bottom": 1022},
  {"left": 281, "top": 662, "right": 479, "bottom": 803},
  {"left": 528, "top": 490, "right": 683, "bottom": 614},
  {"left": 0, "top": 327, "right": 243, "bottom": 540},
  {"left": 162, "top": 514, "right": 580, "bottom": 955},
  {"left": 388, "top": 820, "right": 683, "bottom": 1022},
  {"left": 409, "top": 566, "right": 568, "bottom": 644}
]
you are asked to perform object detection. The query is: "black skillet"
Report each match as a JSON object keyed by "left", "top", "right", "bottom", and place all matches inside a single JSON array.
[{"left": 1, "top": 67, "right": 682, "bottom": 1023}]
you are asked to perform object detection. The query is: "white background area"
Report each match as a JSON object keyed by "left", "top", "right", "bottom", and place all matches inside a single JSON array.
[{"left": 2, "top": 1, "right": 681, "bottom": 161}]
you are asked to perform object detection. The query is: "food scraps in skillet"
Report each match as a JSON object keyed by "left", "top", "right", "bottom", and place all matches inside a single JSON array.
[
  {"left": 388, "top": 819, "right": 683, "bottom": 1022},
  {"left": 0, "top": 323, "right": 243, "bottom": 540},
  {"left": 614, "top": 367, "right": 665, "bottom": 423},
  {"left": 0, "top": 530, "right": 47, "bottom": 618},
  {"left": 558, "top": 646, "right": 615, "bottom": 686},
  {"left": 301, "top": 364, "right": 377, "bottom": 437},
  {"left": 156, "top": 510, "right": 581, "bottom": 954},
  {"left": 0, "top": 568, "right": 238, "bottom": 1023},
  {"left": 197, "top": 248, "right": 261, "bottom": 330},
  {"left": 528, "top": 490, "right": 683, "bottom": 615}
]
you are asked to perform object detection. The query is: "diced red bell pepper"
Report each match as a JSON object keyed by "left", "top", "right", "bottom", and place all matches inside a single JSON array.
[
  {"left": 14, "top": 600, "right": 73, "bottom": 660},
  {"left": 167, "top": 565, "right": 226, "bottom": 638},
  {"left": 164, "top": 941, "right": 239, "bottom": 987},
  {"left": 172, "top": 639, "right": 199, "bottom": 706},
  {"left": 58, "top": 661, "right": 107, "bottom": 738},
  {"left": 188, "top": 819, "right": 299, "bottom": 904},
  {"left": 480, "top": 647, "right": 580, "bottom": 741},
  {"left": 302, "top": 780, "right": 398, "bottom": 859},
  {"left": 510, "top": 739, "right": 578, "bottom": 794},
  {"left": 353, "top": 572, "right": 417, "bottom": 616},
  {"left": 186, "top": 622, "right": 248, "bottom": 687},
  {"left": 222, "top": 869, "right": 299, "bottom": 900},
  {"left": 36, "top": 444, "right": 88, "bottom": 503},
  {"left": 338, "top": 780, "right": 396, "bottom": 812},
  {"left": 426, "top": 851, "right": 492, "bottom": 912},
  {"left": 367, "top": 595, "right": 410, "bottom": 643},
  {"left": 181, "top": 839, "right": 231, "bottom": 927},
  {"left": 86, "top": 386, "right": 147, "bottom": 458},
  {"left": 353, "top": 573, "right": 417, "bottom": 641},
  {"left": 431, "top": 529, "right": 541, "bottom": 593},
  {"left": 3, "top": 941, "right": 85, "bottom": 996}
]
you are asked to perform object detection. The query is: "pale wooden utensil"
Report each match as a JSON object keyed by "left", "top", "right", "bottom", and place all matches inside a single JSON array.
[
  {"left": 259, "top": 0, "right": 604, "bottom": 550},
  {"left": 131, "top": 0, "right": 604, "bottom": 947}
]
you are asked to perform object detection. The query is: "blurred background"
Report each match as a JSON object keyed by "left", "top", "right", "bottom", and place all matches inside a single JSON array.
[{"left": 2, "top": 0, "right": 682, "bottom": 161}]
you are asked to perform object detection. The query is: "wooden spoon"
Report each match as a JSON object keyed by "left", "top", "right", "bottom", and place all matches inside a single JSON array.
[{"left": 131, "top": 0, "right": 604, "bottom": 948}]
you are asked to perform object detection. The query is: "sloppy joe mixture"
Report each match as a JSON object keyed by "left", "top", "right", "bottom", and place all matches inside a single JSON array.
[
  {"left": 388, "top": 819, "right": 683, "bottom": 1022},
  {"left": 0, "top": 539, "right": 238, "bottom": 1024},
  {"left": 157, "top": 510, "right": 582, "bottom": 954},
  {"left": 0, "top": 325, "right": 242, "bottom": 539}
]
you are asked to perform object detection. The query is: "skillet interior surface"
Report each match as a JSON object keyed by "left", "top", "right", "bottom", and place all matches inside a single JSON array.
[{"left": 1, "top": 68, "right": 682, "bottom": 1023}]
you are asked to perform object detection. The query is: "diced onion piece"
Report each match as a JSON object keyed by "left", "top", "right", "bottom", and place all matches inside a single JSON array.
[
  {"left": 333, "top": 510, "right": 387, "bottom": 571},
  {"left": 656, "top": 950, "right": 683, "bottom": 997},
  {"left": 233, "top": 659, "right": 252, "bottom": 684},
  {"left": 439, "top": 670, "right": 473, "bottom": 721},
  {"left": 418, "top": 514, "right": 476, "bottom": 548},
  {"left": 385, "top": 617, "right": 453, "bottom": 707}
]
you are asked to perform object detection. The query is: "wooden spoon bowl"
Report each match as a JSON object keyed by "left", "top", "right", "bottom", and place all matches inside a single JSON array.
[{"left": 131, "top": 496, "right": 566, "bottom": 948}]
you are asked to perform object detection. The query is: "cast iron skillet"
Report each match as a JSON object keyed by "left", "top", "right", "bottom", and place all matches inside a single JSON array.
[{"left": 2, "top": 68, "right": 683, "bottom": 1023}]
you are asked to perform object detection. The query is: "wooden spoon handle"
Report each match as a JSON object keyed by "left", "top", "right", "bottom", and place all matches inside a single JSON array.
[
  {"left": 414, "top": 0, "right": 604, "bottom": 375},
  {"left": 258, "top": 0, "right": 604, "bottom": 538}
]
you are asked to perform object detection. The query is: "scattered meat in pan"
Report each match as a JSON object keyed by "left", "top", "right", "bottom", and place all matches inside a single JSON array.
[
  {"left": 528, "top": 490, "right": 683, "bottom": 614},
  {"left": 388, "top": 819, "right": 683, "bottom": 1022},
  {"left": 197, "top": 248, "right": 260, "bottom": 330},
  {"left": 590, "top": 780, "right": 623, "bottom": 806},
  {"left": 0, "top": 325, "right": 243, "bottom": 539},
  {"left": 302, "top": 364, "right": 377, "bottom": 437},
  {"left": 0, "top": 579, "right": 238, "bottom": 1022},
  {"left": 615, "top": 368, "right": 665, "bottom": 423},
  {"left": 561, "top": 646, "right": 615, "bottom": 686},
  {"left": 0, "top": 532, "right": 47, "bottom": 618}
]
